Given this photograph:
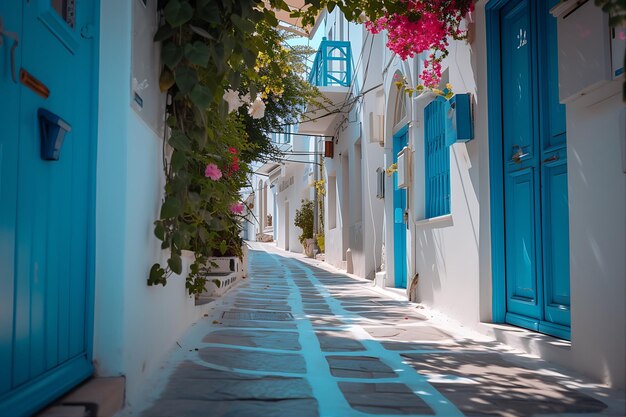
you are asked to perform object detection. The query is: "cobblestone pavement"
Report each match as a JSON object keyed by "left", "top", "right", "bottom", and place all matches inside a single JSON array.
[{"left": 130, "top": 245, "right": 625, "bottom": 417}]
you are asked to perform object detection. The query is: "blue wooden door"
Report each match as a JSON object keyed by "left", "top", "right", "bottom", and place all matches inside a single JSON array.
[
  {"left": 0, "top": 1, "right": 97, "bottom": 415},
  {"left": 393, "top": 127, "right": 408, "bottom": 288},
  {"left": 500, "top": 0, "right": 570, "bottom": 339}
]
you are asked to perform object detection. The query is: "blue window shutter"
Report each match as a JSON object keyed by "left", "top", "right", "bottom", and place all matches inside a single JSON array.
[{"left": 425, "top": 99, "right": 451, "bottom": 218}]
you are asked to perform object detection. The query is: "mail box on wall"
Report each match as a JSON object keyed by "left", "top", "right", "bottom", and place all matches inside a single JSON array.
[
  {"left": 396, "top": 146, "right": 411, "bottom": 189},
  {"left": 444, "top": 93, "right": 473, "bottom": 145}
]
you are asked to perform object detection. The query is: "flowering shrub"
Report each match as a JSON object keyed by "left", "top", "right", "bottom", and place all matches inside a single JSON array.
[
  {"left": 365, "top": 0, "right": 473, "bottom": 87},
  {"left": 149, "top": 1, "right": 320, "bottom": 295}
]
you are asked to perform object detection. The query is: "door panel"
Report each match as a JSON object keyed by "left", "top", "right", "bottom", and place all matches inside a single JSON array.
[
  {"left": 501, "top": 0, "right": 542, "bottom": 322},
  {"left": 538, "top": 0, "right": 570, "bottom": 329},
  {"left": 393, "top": 129, "right": 408, "bottom": 288},
  {"left": 501, "top": 0, "right": 535, "bottom": 163},
  {"left": 0, "top": 0, "right": 96, "bottom": 415},
  {"left": 500, "top": 0, "right": 570, "bottom": 339},
  {"left": 542, "top": 153, "right": 570, "bottom": 326},
  {"left": 505, "top": 168, "right": 542, "bottom": 319}
]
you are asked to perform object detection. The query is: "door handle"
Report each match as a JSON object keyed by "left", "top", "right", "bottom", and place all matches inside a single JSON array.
[
  {"left": 0, "top": 17, "right": 19, "bottom": 83},
  {"left": 511, "top": 144, "right": 529, "bottom": 164},
  {"left": 542, "top": 155, "right": 559, "bottom": 164}
]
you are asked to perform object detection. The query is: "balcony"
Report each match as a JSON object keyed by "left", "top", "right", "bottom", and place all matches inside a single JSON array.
[
  {"left": 308, "top": 38, "right": 352, "bottom": 87},
  {"left": 299, "top": 38, "right": 353, "bottom": 135}
]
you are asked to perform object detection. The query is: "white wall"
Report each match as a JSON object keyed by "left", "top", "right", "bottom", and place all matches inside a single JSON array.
[
  {"left": 566, "top": 90, "right": 626, "bottom": 388},
  {"left": 322, "top": 18, "right": 386, "bottom": 278},
  {"left": 374, "top": 1, "right": 625, "bottom": 388},
  {"left": 95, "top": 1, "right": 211, "bottom": 406}
]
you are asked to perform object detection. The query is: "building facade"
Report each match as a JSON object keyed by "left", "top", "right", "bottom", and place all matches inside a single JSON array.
[{"left": 314, "top": 0, "right": 625, "bottom": 389}]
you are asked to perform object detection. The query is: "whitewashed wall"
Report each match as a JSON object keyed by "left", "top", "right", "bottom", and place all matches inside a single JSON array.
[
  {"left": 95, "top": 0, "right": 212, "bottom": 407},
  {"left": 376, "top": 1, "right": 625, "bottom": 388},
  {"left": 322, "top": 15, "right": 386, "bottom": 278}
]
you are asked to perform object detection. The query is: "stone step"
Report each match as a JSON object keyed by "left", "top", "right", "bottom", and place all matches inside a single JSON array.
[{"left": 36, "top": 377, "right": 125, "bottom": 417}]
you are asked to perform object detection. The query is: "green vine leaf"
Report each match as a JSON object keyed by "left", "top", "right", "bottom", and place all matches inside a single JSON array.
[
  {"left": 164, "top": 0, "right": 194, "bottom": 27},
  {"left": 154, "top": 221, "right": 166, "bottom": 240},
  {"left": 161, "top": 196, "right": 183, "bottom": 219},
  {"left": 185, "top": 41, "right": 211, "bottom": 67},
  {"left": 162, "top": 42, "right": 184, "bottom": 69},
  {"left": 219, "top": 239, "right": 228, "bottom": 255},
  {"left": 189, "top": 84, "right": 213, "bottom": 109},
  {"left": 148, "top": 263, "right": 166, "bottom": 286},
  {"left": 231, "top": 14, "right": 255, "bottom": 33},
  {"left": 168, "top": 254, "right": 183, "bottom": 275},
  {"left": 189, "top": 127, "right": 207, "bottom": 149},
  {"left": 159, "top": 68, "right": 176, "bottom": 92},
  {"left": 154, "top": 24, "right": 175, "bottom": 42},
  {"left": 189, "top": 24, "right": 215, "bottom": 40},
  {"left": 170, "top": 150, "right": 186, "bottom": 170},
  {"left": 196, "top": 0, "right": 221, "bottom": 25},
  {"left": 175, "top": 66, "right": 198, "bottom": 94},
  {"left": 168, "top": 131, "right": 192, "bottom": 152}
]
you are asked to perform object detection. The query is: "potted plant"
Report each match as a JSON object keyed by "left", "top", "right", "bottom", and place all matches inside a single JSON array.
[{"left": 294, "top": 199, "right": 315, "bottom": 257}]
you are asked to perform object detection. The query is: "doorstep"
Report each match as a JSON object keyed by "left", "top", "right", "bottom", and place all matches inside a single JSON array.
[
  {"left": 476, "top": 322, "right": 575, "bottom": 375},
  {"left": 36, "top": 377, "right": 125, "bottom": 417}
]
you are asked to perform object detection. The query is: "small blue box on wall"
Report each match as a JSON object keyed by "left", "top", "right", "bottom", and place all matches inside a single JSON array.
[{"left": 444, "top": 93, "right": 473, "bottom": 145}]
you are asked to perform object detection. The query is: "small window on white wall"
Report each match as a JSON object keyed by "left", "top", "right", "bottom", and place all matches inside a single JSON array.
[
  {"left": 354, "top": 144, "right": 362, "bottom": 222},
  {"left": 393, "top": 87, "right": 407, "bottom": 128},
  {"left": 328, "top": 176, "right": 337, "bottom": 229}
]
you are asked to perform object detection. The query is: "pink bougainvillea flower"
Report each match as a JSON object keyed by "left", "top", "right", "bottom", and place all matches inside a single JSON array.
[
  {"left": 365, "top": 0, "right": 472, "bottom": 87},
  {"left": 230, "top": 203, "right": 245, "bottom": 214},
  {"left": 228, "top": 147, "right": 237, "bottom": 155},
  {"left": 204, "top": 163, "right": 222, "bottom": 181}
]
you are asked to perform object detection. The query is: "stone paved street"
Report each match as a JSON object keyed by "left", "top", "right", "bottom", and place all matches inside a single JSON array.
[{"left": 124, "top": 245, "right": 626, "bottom": 417}]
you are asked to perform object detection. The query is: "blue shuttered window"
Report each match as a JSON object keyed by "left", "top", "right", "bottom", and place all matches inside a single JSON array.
[{"left": 425, "top": 100, "right": 450, "bottom": 218}]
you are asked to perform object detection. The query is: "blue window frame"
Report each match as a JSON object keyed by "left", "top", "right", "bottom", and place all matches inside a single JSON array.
[{"left": 424, "top": 99, "right": 450, "bottom": 218}]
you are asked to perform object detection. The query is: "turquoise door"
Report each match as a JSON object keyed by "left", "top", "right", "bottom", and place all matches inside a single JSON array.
[
  {"left": 393, "top": 127, "right": 408, "bottom": 288},
  {"left": 0, "top": 1, "right": 98, "bottom": 416},
  {"left": 500, "top": 0, "right": 570, "bottom": 339}
]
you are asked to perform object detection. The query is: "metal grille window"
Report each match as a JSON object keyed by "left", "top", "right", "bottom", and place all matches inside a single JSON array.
[{"left": 424, "top": 99, "right": 450, "bottom": 218}]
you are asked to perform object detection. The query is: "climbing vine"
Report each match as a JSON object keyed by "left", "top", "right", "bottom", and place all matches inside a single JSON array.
[{"left": 148, "top": 0, "right": 318, "bottom": 294}]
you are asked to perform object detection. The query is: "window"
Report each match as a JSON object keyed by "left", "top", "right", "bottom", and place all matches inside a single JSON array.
[
  {"left": 424, "top": 99, "right": 450, "bottom": 218},
  {"left": 376, "top": 167, "right": 385, "bottom": 199},
  {"left": 353, "top": 144, "right": 362, "bottom": 222},
  {"left": 328, "top": 176, "right": 337, "bottom": 229},
  {"left": 393, "top": 89, "right": 407, "bottom": 128},
  {"left": 51, "top": 0, "right": 75, "bottom": 28}
]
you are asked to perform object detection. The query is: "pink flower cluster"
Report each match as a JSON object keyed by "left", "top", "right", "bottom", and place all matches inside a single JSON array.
[
  {"left": 365, "top": 0, "right": 473, "bottom": 87},
  {"left": 204, "top": 163, "right": 222, "bottom": 181},
  {"left": 226, "top": 147, "right": 240, "bottom": 176},
  {"left": 230, "top": 202, "right": 245, "bottom": 215}
]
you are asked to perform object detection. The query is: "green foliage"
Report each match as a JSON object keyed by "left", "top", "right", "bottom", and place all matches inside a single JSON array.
[
  {"left": 294, "top": 199, "right": 315, "bottom": 245},
  {"left": 149, "top": 0, "right": 319, "bottom": 294},
  {"left": 317, "top": 234, "right": 325, "bottom": 253}
]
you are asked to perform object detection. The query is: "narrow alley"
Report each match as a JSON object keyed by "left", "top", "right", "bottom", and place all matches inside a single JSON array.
[{"left": 123, "top": 245, "right": 624, "bottom": 417}]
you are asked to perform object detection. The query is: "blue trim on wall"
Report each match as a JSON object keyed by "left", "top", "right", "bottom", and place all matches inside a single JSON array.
[{"left": 486, "top": 0, "right": 507, "bottom": 324}]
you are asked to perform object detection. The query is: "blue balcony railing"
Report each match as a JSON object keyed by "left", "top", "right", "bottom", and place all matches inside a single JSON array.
[{"left": 309, "top": 38, "right": 352, "bottom": 87}]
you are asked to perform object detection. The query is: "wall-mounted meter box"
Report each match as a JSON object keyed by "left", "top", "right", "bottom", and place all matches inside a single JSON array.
[
  {"left": 551, "top": 1, "right": 613, "bottom": 103},
  {"left": 396, "top": 146, "right": 411, "bottom": 189},
  {"left": 444, "top": 93, "right": 473, "bottom": 145}
]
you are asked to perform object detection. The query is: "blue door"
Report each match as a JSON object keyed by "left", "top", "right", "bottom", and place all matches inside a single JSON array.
[
  {"left": 393, "top": 127, "right": 408, "bottom": 288},
  {"left": 500, "top": 0, "right": 570, "bottom": 339},
  {"left": 0, "top": 1, "right": 98, "bottom": 415}
]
